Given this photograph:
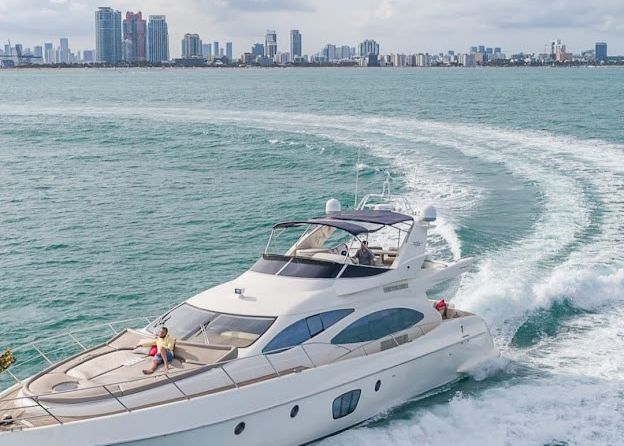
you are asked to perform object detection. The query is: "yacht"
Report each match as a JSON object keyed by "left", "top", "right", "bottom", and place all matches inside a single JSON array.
[{"left": 0, "top": 182, "right": 498, "bottom": 446}]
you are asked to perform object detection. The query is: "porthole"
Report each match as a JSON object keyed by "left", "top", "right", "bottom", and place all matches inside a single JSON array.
[
  {"left": 234, "top": 422, "right": 245, "bottom": 435},
  {"left": 290, "top": 405, "right": 299, "bottom": 418},
  {"left": 375, "top": 380, "right": 381, "bottom": 392}
]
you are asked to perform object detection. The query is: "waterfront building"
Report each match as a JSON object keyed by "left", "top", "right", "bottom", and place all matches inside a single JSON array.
[
  {"left": 470, "top": 46, "right": 478, "bottom": 53},
  {"left": 265, "top": 30, "right": 277, "bottom": 58},
  {"left": 359, "top": 39, "right": 379, "bottom": 58},
  {"left": 123, "top": 11, "right": 146, "bottom": 62},
  {"left": 290, "top": 30, "right": 302, "bottom": 59},
  {"left": 595, "top": 42, "right": 607, "bottom": 62},
  {"left": 226, "top": 42, "right": 233, "bottom": 63},
  {"left": 147, "top": 15, "right": 169, "bottom": 63},
  {"left": 95, "top": 7, "right": 122, "bottom": 64},
  {"left": 322, "top": 44, "right": 337, "bottom": 61},
  {"left": 251, "top": 43, "right": 264, "bottom": 59},
  {"left": 83, "top": 50, "right": 95, "bottom": 63},
  {"left": 212, "top": 41, "right": 220, "bottom": 59},
  {"left": 33, "top": 46, "right": 43, "bottom": 64},
  {"left": 478, "top": 45, "right": 485, "bottom": 53},
  {"left": 274, "top": 51, "right": 290, "bottom": 65},
  {"left": 460, "top": 53, "right": 476, "bottom": 67},
  {"left": 122, "top": 39, "right": 134, "bottom": 63},
  {"left": 202, "top": 44, "right": 212, "bottom": 59},
  {"left": 44, "top": 42, "right": 54, "bottom": 64},
  {"left": 181, "top": 33, "right": 202, "bottom": 58},
  {"left": 59, "top": 38, "right": 70, "bottom": 64}
]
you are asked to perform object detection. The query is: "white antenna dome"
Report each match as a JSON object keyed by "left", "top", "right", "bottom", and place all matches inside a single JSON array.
[
  {"left": 326, "top": 198, "right": 341, "bottom": 214},
  {"left": 421, "top": 204, "right": 437, "bottom": 222}
]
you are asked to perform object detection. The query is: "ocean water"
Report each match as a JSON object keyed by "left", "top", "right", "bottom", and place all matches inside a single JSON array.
[{"left": 1, "top": 67, "right": 624, "bottom": 445}]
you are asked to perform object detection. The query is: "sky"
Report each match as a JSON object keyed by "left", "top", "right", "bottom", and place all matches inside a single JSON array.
[{"left": 0, "top": 0, "right": 623, "bottom": 57}]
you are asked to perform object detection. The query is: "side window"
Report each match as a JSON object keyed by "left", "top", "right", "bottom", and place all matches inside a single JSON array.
[
  {"left": 263, "top": 309, "right": 354, "bottom": 353},
  {"left": 331, "top": 308, "right": 424, "bottom": 344},
  {"left": 332, "top": 390, "right": 361, "bottom": 419}
]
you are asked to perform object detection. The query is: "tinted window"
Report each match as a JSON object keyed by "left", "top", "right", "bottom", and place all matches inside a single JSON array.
[
  {"left": 306, "top": 315, "right": 324, "bottom": 337},
  {"left": 202, "top": 314, "right": 275, "bottom": 348},
  {"left": 263, "top": 309, "right": 354, "bottom": 353},
  {"left": 146, "top": 304, "right": 216, "bottom": 339},
  {"left": 332, "top": 390, "right": 361, "bottom": 419},
  {"left": 331, "top": 308, "right": 424, "bottom": 344}
]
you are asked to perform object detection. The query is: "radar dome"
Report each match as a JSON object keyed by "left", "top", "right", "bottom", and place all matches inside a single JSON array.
[
  {"left": 326, "top": 198, "right": 341, "bottom": 214},
  {"left": 421, "top": 204, "right": 437, "bottom": 222}
]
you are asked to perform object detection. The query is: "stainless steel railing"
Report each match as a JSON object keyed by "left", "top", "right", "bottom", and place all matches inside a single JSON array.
[{"left": 0, "top": 319, "right": 440, "bottom": 431}]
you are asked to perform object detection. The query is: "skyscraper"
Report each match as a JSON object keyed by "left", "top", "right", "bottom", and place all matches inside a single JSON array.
[
  {"left": 226, "top": 42, "right": 233, "bottom": 63},
  {"left": 181, "top": 34, "right": 202, "bottom": 58},
  {"left": 123, "top": 11, "right": 147, "bottom": 63},
  {"left": 202, "top": 43, "right": 212, "bottom": 59},
  {"left": 358, "top": 39, "right": 379, "bottom": 57},
  {"left": 44, "top": 42, "right": 54, "bottom": 64},
  {"left": 213, "top": 42, "right": 220, "bottom": 59},
  {"left": 265, "top": 30, "right": 277, "bottom": 58},
  {"left": 95, "top": 7, "right": 122, "bottom": 64},
  {"left": 33, "top": 46, "right": 43, "bottom": 64},
  {"left": 595, "top": 42, "right": 607, "bottom": 62},
  {"left": 59, "top": 38, "right": 69, "bottom": 63},
  {"left": 147, "top": 15, "right": 169, "bottom": 63},
  {"left": 290, "top": 30, "right": 302, "bottom": 59},
  {"left": 251, "top": 43, "right": 264, "bottom": 58}
]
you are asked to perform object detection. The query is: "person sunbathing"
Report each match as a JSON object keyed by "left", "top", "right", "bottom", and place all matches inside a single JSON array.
[{"left": 137, "top": 326, "right": 175, "bottom": 375}]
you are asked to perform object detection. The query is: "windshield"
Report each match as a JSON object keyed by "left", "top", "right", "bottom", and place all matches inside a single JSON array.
[
  {"left": 146, "top": 304, "right": 275, "bottom": 348},
  {"left": 146, "top": 304, "right": 216, "bottom": 337},
  {"left": 267, "top": 224, "right": 355, "bottom": 260}
]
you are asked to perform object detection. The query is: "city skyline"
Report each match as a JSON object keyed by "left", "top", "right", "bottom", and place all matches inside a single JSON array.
[{"left": 1, "top": 0, "right": 622, "bottom": 57}]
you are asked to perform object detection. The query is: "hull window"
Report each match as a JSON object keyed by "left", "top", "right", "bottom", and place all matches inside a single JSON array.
[
  {"left": 331, "top": 308, "right": 424, "bottom": 344},
  {"left": 234, "top": 422, "right": 246, "bottom": 435},
  {"left": 332, "top": 390, "right": 361, "bottom": 419},
  {"left": 290, "top": 405, "right": 300, "bottom": 418},
  {"left": 263, "top": 309, "right": 354, "bottom": 353}
]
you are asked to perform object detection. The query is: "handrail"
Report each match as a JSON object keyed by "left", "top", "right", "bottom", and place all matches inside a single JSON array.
[
  {"left": 0, "top": 321, "right": 443, "bottom": 430},
  {"left": 1, "top": 316, "right": 155, "bottom": 385}
]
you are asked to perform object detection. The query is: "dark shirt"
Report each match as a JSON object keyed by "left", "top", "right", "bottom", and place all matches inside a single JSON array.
[{"left": 355, "top": 248, "right": 375, "bottom": 265}]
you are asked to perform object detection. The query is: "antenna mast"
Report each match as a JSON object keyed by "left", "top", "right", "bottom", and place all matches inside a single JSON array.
[{"left": 354, "top": 147, "right": 361, "bottom": 208}]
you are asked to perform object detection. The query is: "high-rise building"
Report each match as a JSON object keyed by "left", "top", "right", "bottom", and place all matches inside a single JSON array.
[
  {"left": 595, "top": 42, "right": 607, "bottom": 62},
  {"left": 226, "top": 42, "right": 233, "bottom": 63},
  {"left": 202, "top": 43, "right": 212, "bottom": 59},
  {"left": 59, "top": 38, "right": 69, "bottom": 63},
  {"left": 290, "top": 29, "right": 302, "bottom": 59},
  {"left": 147, "top": 15, "right": 169, "bottom": 63},
  {"left": 251, "top": 43, "right": 264, "bottom": 58},
  {"left": 265, "top": 30, "right": 277, "bottom": 58},
  {"left": 212, "top": 41, "right": 219, "bottom": 59},
  {"left": 181, "top": 33, "right": 202, "bottom": 58},
  {"left": 322, "top": 44, "right": 337, "bottom": 61},
  {"left": 359, "top": 39, "right": 379, "bottom": 57},
  {"left": 478, "top": 45, "right": 485, "bottom": 53},
  {"left": 44, "top": 42, "right": 54, "bottom": 64},
  {"left": 33, "top": 46, "right": 43, "bottom": 64},
  {"left": 123, "top": 11, "right": 146, "bottom": 63},
  {"left": 95, "top": 7, "right": 122, "bottom": 64},
  {"left": 83, "top": 50, "right": 95, "bottom": 63}
]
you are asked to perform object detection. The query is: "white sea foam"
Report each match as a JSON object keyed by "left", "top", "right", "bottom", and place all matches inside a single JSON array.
[{"left": 320, "top": 376, "right": 624, "bottom": 446}]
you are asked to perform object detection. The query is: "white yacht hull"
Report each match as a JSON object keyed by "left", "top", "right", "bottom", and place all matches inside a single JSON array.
[{"left": 0, "top": 317, "right": 496, "bottom": 446}]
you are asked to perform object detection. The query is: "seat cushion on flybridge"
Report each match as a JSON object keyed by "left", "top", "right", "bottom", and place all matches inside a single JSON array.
[{"left": 24, "top": 329, "right": 238, "bottom": 404}]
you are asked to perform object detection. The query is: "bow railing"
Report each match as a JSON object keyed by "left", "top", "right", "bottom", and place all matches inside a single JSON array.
[{"left": 0, "top": 319, "right": 440, "bottom": 431}]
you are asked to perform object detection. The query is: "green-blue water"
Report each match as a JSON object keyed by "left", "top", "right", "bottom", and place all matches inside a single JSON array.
[{"left": 1, "top": 67, "right": 623, "bottom": 445}]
